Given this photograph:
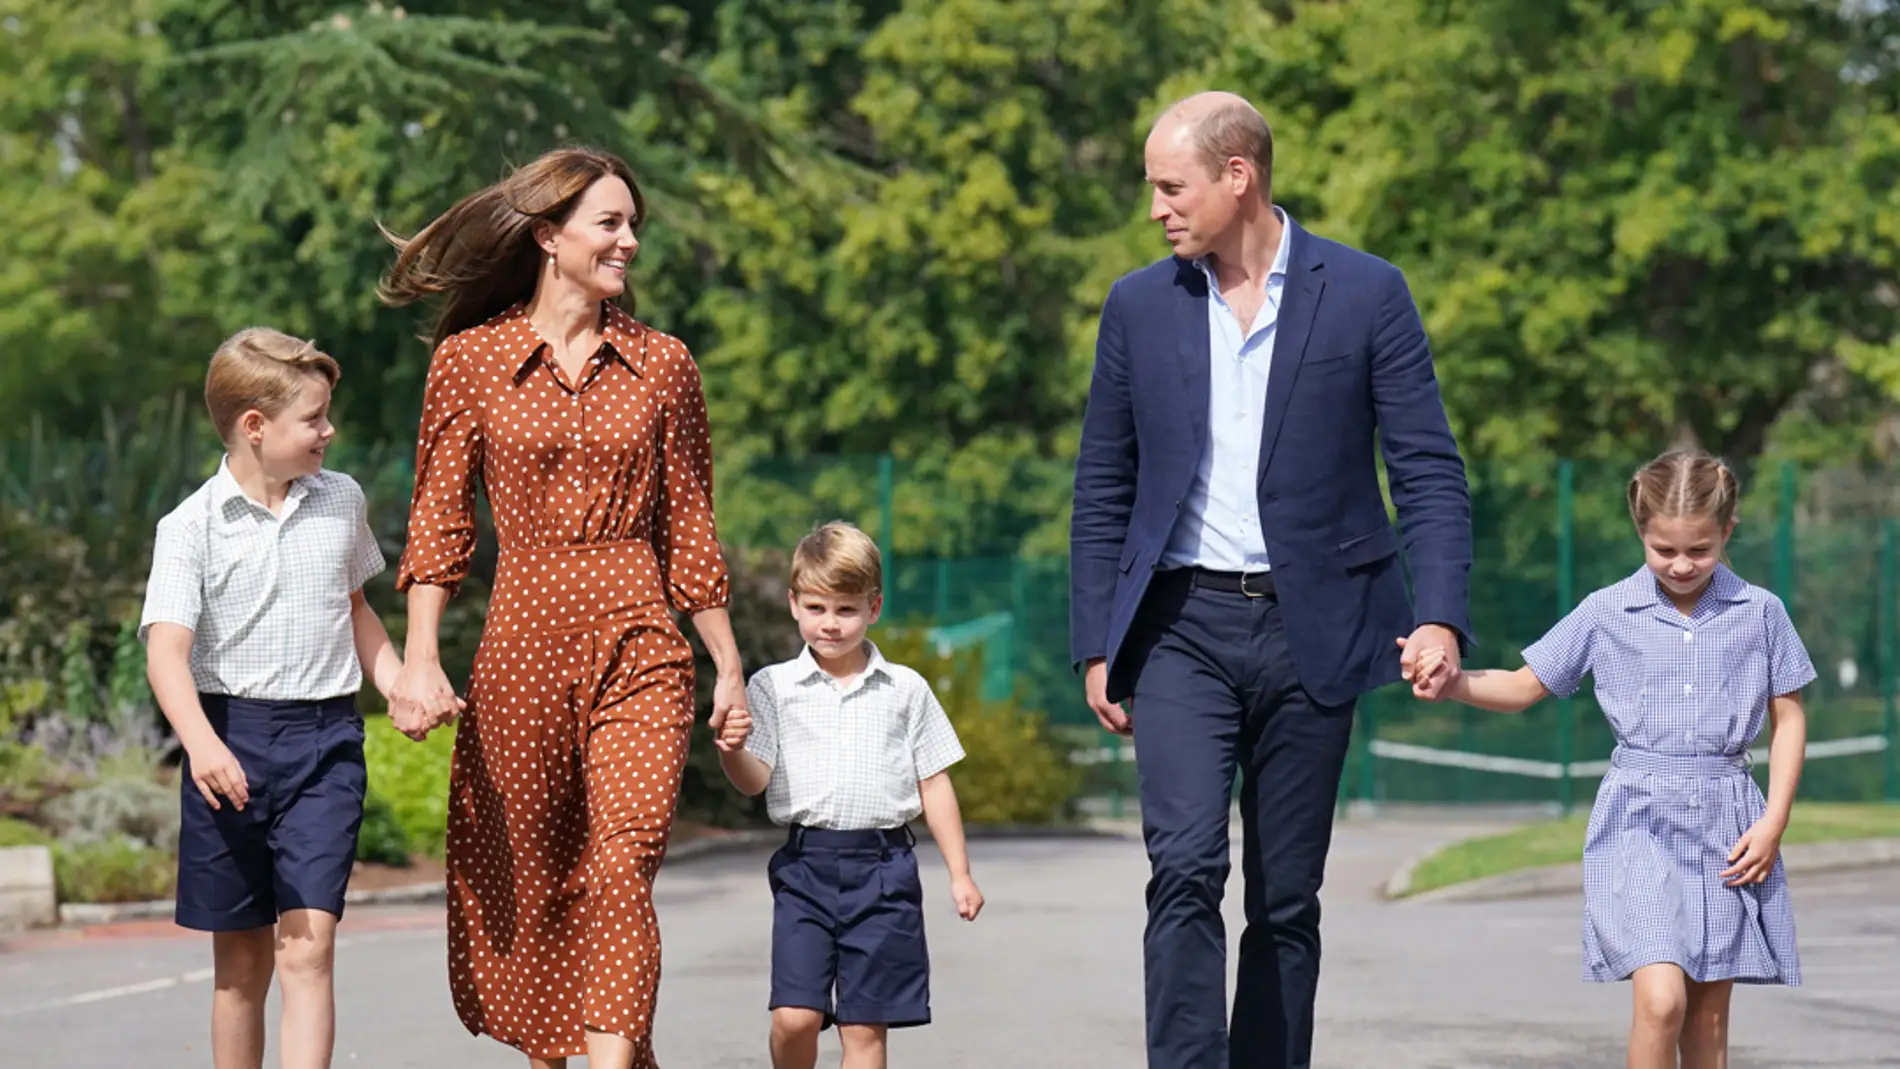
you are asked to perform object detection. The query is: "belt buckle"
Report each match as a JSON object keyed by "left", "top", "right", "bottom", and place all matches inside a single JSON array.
[{"left": 1239, "top": 571, "right": 1268, "bottom": 598}]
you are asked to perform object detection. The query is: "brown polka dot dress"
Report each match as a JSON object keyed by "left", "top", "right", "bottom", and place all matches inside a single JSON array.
[{"left": 397, "top": 302, "right": 730, "bottom": 1063}]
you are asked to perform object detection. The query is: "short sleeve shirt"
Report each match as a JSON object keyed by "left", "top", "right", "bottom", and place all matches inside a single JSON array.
[
  {"left": 743, "top": 641, "right": 967, "bottom": 830},
  {"left": 1522, "top": 564, "right": 1816, "bottom": 755},
  {"left": 139, "top": 459, "right": 384, "bottom": 700}
]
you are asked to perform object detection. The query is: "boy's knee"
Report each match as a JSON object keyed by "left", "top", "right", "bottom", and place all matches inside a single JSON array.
[
  {"left": 838, "top": 1023, "right": 887, "bottom": 1051},
  {"left": 770, "top": 1007, "right": 824, "bottom": 1043},
  {"left": 212, "top": 927, "right": 276, "bottom": 990},
  {"left": 274, "top": 915, "right": 338, "bottom": 983}
]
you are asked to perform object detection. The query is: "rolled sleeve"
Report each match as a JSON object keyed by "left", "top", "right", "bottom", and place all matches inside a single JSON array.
[
  {"left": 909, "top": 686, "right": 966, "bottom": 781},
  {"left": 742, "top": 671, "right": 779, "bottom": 770},
  {"left": 344, "top": 479, "right": 386, "bottom": 593},
  {"left": 651, "top": 342, "right": 731, "bottom": 613},
  {"left": 1764, "top": 596, "right": 1818, "bottom": 697},
  {"left": 1521, "top": 601, "right": 1597, "bottom": 700},
  {"left": 396, "top": 337, "right": 482, "bottom": 595},
  {"left": 139, "top": 511, "right": 204, "bottom": 643}
]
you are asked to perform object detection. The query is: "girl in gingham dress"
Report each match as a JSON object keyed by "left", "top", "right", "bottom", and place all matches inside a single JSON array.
[{"left": 1405, "top": 450, "right": 1814, "bottom": 1069}]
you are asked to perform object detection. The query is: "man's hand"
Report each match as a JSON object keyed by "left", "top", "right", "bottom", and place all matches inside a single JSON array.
[
  {"left": 1399, "top": 624, "right": 1461, "bottom": 700},
  {"left": 1084, "top": 658, "right": 1131, "bottom": 736}
]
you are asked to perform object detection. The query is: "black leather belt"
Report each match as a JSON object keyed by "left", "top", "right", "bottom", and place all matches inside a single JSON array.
[{"left": 1164, "top": 568, "right": 1277, "bottom": 598}]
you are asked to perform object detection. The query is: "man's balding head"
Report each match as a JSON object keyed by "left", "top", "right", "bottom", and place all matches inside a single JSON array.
[{"left": 1149, "top": 91, "right": 1274, "bottom": 199}]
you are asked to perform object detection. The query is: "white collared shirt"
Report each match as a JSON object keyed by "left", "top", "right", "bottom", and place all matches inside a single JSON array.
[
  {"left": 139, "top": 458, "right": 386, "bottom": 701},
  {"left": 1161, "top": 205, "right": 1293, "bottom": 572},
  {"left": 743, "top": 641, "right": 967, "bottom": 830}
]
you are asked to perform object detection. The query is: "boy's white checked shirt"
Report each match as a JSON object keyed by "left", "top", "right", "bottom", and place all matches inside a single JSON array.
[
  {"left": 744, "top": 641, "right": 967, "bottom": 830},
  {"left": 139, "top": 458, "right": 385, "bottom": 701}
]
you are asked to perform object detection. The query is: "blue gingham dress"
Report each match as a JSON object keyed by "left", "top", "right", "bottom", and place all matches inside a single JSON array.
[{"left": 1522, "top": 563, "right": 1816, "bottom": 985}]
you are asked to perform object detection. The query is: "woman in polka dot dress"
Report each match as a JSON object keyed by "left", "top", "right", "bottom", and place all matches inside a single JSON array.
[{"left": 378, "top": 147, "right": 750, "bottom": 1069}]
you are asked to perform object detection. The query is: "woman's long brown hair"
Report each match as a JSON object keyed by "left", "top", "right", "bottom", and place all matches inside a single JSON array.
[{"left": 376, "top": 147, "right": 647, "bottom": 349}]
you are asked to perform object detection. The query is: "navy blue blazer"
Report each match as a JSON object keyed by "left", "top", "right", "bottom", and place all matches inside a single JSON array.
[{"left": 1068, "top": 220, "right": 1473, "bottom": 708}]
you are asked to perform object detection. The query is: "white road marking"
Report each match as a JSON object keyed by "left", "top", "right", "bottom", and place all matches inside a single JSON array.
[{"left": 0, "top": 929, "right": 434, "bottom": 1017}]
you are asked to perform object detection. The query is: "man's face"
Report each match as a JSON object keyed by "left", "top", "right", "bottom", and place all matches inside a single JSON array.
[{"left": 1145, "top": 121, "right": 1241, "bottom": 260}]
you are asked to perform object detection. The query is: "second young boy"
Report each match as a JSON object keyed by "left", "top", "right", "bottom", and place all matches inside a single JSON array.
[{"left": 719, "top": 521, "right": 983, "bottom": 1069}]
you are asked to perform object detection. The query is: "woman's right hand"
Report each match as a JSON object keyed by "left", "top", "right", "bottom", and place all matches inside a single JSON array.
[{"left": 391, "top": 658, "right": 462, "bottom": 740}]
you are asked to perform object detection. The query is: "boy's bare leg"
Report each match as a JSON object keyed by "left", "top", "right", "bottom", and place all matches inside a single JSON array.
[
  {"left": 770, "top": 1008, "right": 823, "bottom": 1069},
  {"left": 275, "top": 909, "right": 339, "bottom": 1069},
  {"left": 1679, "top": 978, "right": 1734, "bottom": 1069},
  {"left": 838, "top": 1024, "right": 887, "bottom": 1069},
  {"left": 1628, "top": 963, "right": 1689, "bottom": 1069},
  {"left": 212, "top": 926, "right": 276, "bottom": 1069}
]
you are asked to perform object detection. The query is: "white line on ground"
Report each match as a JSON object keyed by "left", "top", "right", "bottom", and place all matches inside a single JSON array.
[{"left": 0, "top": 929, "right": 435, "bottom": 1018}]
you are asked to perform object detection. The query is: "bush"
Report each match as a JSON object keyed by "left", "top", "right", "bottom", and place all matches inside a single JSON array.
[
  {"left": 356, "top": 790, "right": 414, "bottom": 865},
  {"left": 54, "top": 836, "right": 175, "bottom": 903},
  {"left": 363, "top": 715, "right": 454, "bottom": 858},
  {"left": 40, "top": 778, "right": 179, "bottom": 854},
  {"left": 869, "top": 629, "right": 1082, "bottom": 826},
  {"left": 0, "top": 816, "right": 52, "bottom": 847}
]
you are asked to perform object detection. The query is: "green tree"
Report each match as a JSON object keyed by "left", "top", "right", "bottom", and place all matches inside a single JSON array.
[
  {"left": 1194, "top": 0, "right": 1900, "bottom": 469},
  {"left": 690, "top": 0, "right": 1232, "bottom": 556}
]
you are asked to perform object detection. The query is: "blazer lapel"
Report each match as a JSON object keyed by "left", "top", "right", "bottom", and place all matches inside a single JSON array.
[
  {"left": 1173, "top": 259, "right": 1210, "bottom": 460},
  {"left": 1258, "top": 221, "right": 1324, "bottom": 484}
]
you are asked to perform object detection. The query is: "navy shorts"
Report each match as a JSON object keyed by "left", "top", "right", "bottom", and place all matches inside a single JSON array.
[
  {"left": 769, "top": 825, "right": 931, "bottom": 1029},
  {"left": 175, "top": 694, "right": 368, "bottom": 932}
]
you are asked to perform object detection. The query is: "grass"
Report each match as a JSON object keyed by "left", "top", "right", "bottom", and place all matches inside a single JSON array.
[{"left": 1402, "top": 802, "right": 1900, "bottom": 897}]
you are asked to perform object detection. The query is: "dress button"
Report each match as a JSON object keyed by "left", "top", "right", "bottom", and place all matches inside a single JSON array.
[
  {"left": 1683, "top": 632, "right": 1693, "bottom": 643},
  {"left": 1684, "top": 684, "right": 1694, "bottom": 695}
]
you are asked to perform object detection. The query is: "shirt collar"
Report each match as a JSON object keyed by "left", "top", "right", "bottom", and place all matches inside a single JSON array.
[
  {"left": 1193, "top": 204, "right": 1292, "bottom": 287},
  {"left": 210, "top": 455, "right": 312, "bottom": 521},
  {"left": 793, "top": 640, "right": 891, "bottom": 688},
  {"left": 1618, "top": 562, "right": 1752, "bottom": 612},
  {"left": 492, "top": 301, "right": 649, "bottom": 383}
]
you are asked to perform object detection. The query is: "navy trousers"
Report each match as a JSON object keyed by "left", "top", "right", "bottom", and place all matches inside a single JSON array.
[{"left": 1124, "top": 570, "right": 1357, "bottom": 1069}]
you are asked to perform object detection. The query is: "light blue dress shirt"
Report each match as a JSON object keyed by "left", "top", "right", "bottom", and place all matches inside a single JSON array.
[{"left": 1160, "top": 206, "right": 1291, "bottom": 572}]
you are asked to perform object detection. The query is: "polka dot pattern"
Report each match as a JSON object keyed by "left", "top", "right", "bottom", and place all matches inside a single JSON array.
[{"left": 397, "top": 302, "right": 731, "bottom": 1062}]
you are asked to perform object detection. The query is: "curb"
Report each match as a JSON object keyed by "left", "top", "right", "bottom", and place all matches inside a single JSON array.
[
  {"left": 52, "top": 821, "right": 1133, "bottom": 928},
  {"left": 1386, "top": 835, "right": 1900, "bottom": 905}
]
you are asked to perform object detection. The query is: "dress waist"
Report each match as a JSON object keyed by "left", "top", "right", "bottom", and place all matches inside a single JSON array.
[
  {"left": 1610, "top": 745, "right": 1753, "bottom": 778},
  {"left": 489, "top": 540, "right": 663, "bottom": 632}
]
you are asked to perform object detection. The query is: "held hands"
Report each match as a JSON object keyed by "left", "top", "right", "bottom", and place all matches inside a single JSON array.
[
  {"left": 186, "top": 737, "right": 250, "bottom": 811},
  {"left": 709, "top": 671, "right": 749, "bottom": 752},
  {"left": 1396, "top": 625, "right": 1462, "bottom": 701},
  {"left": 950, "top": 874, "right": 984, "bottom": 921},
  {"left": 1723, "top": 816, "right": 1786, "bottom": 886},
  {"left": 389, "top": 658, "right": 465, "bottom": 741}
]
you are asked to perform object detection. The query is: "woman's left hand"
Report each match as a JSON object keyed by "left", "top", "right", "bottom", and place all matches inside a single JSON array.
[
  {"left": 1722, "top": 817, "right": 1786, "bottom": 886},
  {"left": 710, "top": 670, "right": 747, "bottom": 752}
]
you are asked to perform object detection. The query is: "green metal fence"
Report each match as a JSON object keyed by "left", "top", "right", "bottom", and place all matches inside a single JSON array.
[
  {"left": 7, "top": 432, "right": 1894, "bottom": 809},
  {"left": 726, "top": 453, "right": 1900, "bottom": 809}
]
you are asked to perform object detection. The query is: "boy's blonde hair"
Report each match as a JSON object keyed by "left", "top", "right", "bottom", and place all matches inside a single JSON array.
[
  {"left": 204, "top": 327, "right": 341, "bottom": 442},
  {"left": 791, "top": 521, "right": 882, "bottom": 597}
]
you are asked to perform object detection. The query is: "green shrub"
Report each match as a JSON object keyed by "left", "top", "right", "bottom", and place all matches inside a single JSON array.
[
  {"left": 356, "top": 790, "right": 414, "bottom": 865},
  {"left": 870, "top": 629, "right": 1082, "bottom": 826},
  {"left": 54, "top": 836, "right": 175, "bottom": 903},
  {"left": 363, "top": 715, "right": 454, "bottom": 858},
  {"left": 0, "top": 816, "right": 53, "bottom": 847},
  {"left": 40, "top": 778, "right": 179, "bottom": 854}
]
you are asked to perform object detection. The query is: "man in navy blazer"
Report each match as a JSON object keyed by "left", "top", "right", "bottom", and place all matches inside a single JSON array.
[{"left": 1069, "top": 92, "right": 1472, "bottom": 1069}]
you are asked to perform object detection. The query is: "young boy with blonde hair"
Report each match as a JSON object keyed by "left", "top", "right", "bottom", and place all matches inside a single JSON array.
[
  {"left": 140, "top": 326, "right": 426, "bottom": 1069},
  {"left": 719, "top": 520, "right": 983, "bottom": 1069}
]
